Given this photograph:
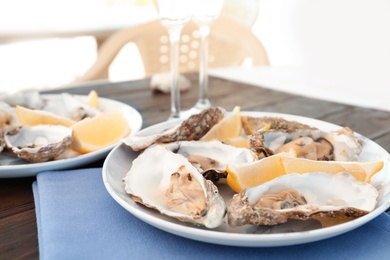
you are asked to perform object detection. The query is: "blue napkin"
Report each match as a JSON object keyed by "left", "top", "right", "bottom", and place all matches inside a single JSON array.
[{"left": 33, "top": 168, "right": 390, "bottom": 260}]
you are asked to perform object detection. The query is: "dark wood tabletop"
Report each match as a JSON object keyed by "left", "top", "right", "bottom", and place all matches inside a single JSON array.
[{"left": 1, "top": 73, "right": 390, "bottom": 259}]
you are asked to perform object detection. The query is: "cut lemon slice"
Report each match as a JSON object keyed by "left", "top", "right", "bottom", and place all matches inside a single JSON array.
[
  {"left": 201, "top": 106, "right": 242, "bottom": 142},
  {"left": 71, "top": 111, "right": 131, "bottom": 154},
  {"left": 282, "top": 157, "right": 384, "bottom": 183},
  {"left": 224, "top": 135, "right": 251, "bottom": 149},
  {"left": 86, "top": 90, "right": 99, "bottom": 108},
  {"left": 226, "top": 150, "right": 297, "bottom": 193},
  {"left": 224, "top": 124, "right": 271, "bottom": 149},
  {"left": 15, "top": 105, "right": 76, "bottom": 127}
]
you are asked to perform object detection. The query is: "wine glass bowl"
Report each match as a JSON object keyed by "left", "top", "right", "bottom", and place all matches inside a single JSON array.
[
  {"left": 182, "top": 0, "right": 225, "bottom": 116},
  {"left": 153, "top": 0, "right": 224, "bottom": 119},
  {"left": 153, "top": 0, "right": 191, "bottom": 119}
]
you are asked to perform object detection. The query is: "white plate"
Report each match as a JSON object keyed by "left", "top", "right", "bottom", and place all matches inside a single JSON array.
[
  {"left": 102, "top": 111, "right": 390, "bottom": 247},
  {"left": 0, "top": 95, "right": 142, "bottom": 178}
]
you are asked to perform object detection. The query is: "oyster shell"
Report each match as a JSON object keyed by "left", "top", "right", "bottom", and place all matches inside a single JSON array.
[
  {"left": 124, "top": 107, "right": 226, "bottom": 151},
  {"left": 227, "top": 172, "right": 378, "bottom": 227},
  {"left": 41, "top": 93, "right": 100, "bottom": 121},
  {"left": 0, "top": 90, "right": 42, "bottom": 109},
  {"left": 4, "top": 125, "right": 73, "bottom": 163},
  {"left": 164, "top": 140, "right": 258, "bottom": 182},
  {"left": 124, "top": 145, "right": 226, "bottom": 228},
  {"left": 0, "top": 101, "right": 21, "bottom": 128},
  {"left": 241, "top": 116, "right": 317, "bottom": 135},
  {"left": 0, "top": 101, "right": 22, "bottom": 153},
  {"left": 249, "top": 126, "right": 362, "bottom": 161},
  {"left": 0, "top": 102, "right": 12, "bottom": 153},
  {"left": 0, "top": 102, "right": 12, "bottom": 128},
  {"left": 322, "top": 127, "right": 362, "bottom": 161},
  {"left": 0, "top": 134, "right": 4, "bottom": 153}
]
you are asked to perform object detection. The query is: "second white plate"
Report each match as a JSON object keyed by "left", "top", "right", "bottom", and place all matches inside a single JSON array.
[
  {"left": 0, "top": 95, "right": 142, "bottom": 178},
  {"left": 102, "top": 111, "right": 390, "bottom": 247}
]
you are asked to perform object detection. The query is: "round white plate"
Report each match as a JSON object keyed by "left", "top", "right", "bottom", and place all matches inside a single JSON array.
[
  {"left": 102, "top": 111, "right": 390, "bottom": 247},
  {"left": 0, "top": 95, "right": 142, "bottom": 178}
]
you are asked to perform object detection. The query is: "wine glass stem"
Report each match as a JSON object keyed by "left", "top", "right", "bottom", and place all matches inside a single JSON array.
[
  {"left": 168, "top": 25, "right": 183, "bottom": 119},
  {"left": 196, "top": 24, "right": 211, "bottom": 109}
]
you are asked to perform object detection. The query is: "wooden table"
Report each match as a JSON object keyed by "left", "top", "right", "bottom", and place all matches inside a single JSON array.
[{"left": 2, "top": 73, "right": 390, "bottom": 259}]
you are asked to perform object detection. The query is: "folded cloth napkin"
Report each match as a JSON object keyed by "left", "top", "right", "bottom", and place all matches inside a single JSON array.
[{"left": 33, "top": 168, "right": 390, "bottom": 260}]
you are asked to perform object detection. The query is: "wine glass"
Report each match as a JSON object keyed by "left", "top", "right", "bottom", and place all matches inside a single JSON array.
[
  {"left": 153, "top": 0, "right": 191, "bottom": 119},
  {"left": 182, "top": 0, "right": 224, "bottom": 117}
]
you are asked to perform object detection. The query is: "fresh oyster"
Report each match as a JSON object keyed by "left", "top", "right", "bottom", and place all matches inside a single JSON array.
[
  {"left": 250, "top": 128, "right": 323, "bottom": 158},
  {"left": 4, "top": 125, "right": 73, "bottom": 163},
  {"left": 41, "top": 93, "right": 100, "bottom": 121},
  {"left": 0, "top": 101, "right": 21, "bottom": 128},
  {"left": 322, "top": 127, "right": 362, "bottom": 161},
  {"left": 0, "top": 102, "right": 12, "bottom": 128},
  {"left": 0, "top": 90, "right": 99, "bottom": 122},
  {"left": 1, "top": 101, "right": 22, "bottom": 153},
  {"left": 164, "top": 140, "right": 258, "bottom": 182},
  {"left": 0, "top": 90, "right": 42, "bottom": 109},
  {"left": 227, "top": 172, "right": 378, "bottom": 227},
  {"left": 124, "top": 145, "right": 226, "bottom": 228},
  {"left": 0, "top": 102, "right": 12, "bottom": 153},
  {"left": 124, "top": 107, "right": 226, "bottom": 151},
  {"left": 249, "top": 126, "right": 362, "bottom": 161},
  {"left": 0, "top": 134, "right": 4, "bottom": 153}
]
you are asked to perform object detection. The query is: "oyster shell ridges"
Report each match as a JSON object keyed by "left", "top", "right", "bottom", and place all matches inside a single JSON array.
[
  {"left": 227, "top": 172, "right": 378, "bottom": 227},
  {"left": 124, "top": 145, "right": 226, "bottom": 228}
]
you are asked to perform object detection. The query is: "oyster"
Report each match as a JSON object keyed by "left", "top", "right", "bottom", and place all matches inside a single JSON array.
[
  {"left": 0, "top": 102, "right": 12, "bottom": 128},
  {"left": 0, "top": 101, "right": 21, "bottom": 128},
  {"left": 124, "top": 107, "right": 226, "bottom": 151},
  {"left": 41, "top": 93, "right": 100, "bottom": 121},
  {"left": 4, "top": 125, "right": 73, "bottom": 163},
  {"left": 0, "top": 134, "right": 4, "bottom": 153},
  {"left": 0, "top": 90, "right": 42, "bottom": 109},
  {"left": 124, "top": 145, "right": 226, "bottom": 228},
  {"left": 164, "top": 140, "right": 258, "bottom": 182},
  {"left": 249, "top": 126, "right": 362, "bottom": 161},
  {"left": 1, "top": 102, "right": 22, "bottom": 153},
  {"left": 322, "top": 127, "right": 362, "bottom": 161},
  {"left": 227, "top": 172, "right": 378, "bottom": 227},
  {"left": 0, "top": 102, "right": 12, "bottom": 153}
]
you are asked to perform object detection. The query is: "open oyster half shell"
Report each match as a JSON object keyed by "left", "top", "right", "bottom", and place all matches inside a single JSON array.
[
  {"left": 227, "top": 172, "right": 378, "bottom": 227},
  {"left": 250, "top": 125, "right": 362, "bottom": 161},
  {"left": 123, "top": 107, "right": 226, "bottom": 151},
  {"left": 164, "top": 140, "right": 258, "bottom": 182},
  {"left": 4, "top": 125, "right": 73, "bottom": 163},
  {"left": 124, "top": 145, "right": 226, "bottom": 228}
]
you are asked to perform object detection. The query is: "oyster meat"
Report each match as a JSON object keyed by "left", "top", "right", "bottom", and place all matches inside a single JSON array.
[
  {"left": 227, "top": 172, "right": 378, "bottom": 227},
  {"left": 124, "top": 145, "right": 226, "bottom": 228},
  {"left": 124, "top": 107, "right": 226, "bottom": 151},
  {"left": 164, "top": 140, "right": 258, "bottom": 182},
  {"left": 4, "top": 125, "right": 73, "bottom": 163}
]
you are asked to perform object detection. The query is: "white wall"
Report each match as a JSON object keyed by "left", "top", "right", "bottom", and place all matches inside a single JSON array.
[
  {"left": 253, "top": 0, "right": 390, "bottom": 78},
  {"left": 1, "top": 0, "right": 390, "bottom": 94}
]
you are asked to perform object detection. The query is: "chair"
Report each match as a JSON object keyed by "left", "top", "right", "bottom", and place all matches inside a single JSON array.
[
  {"left": 75, "top": 14, "right": 269, "bottom": 82},
  {"left": 222, "top": 0, "right": 259, "bottom": 28}
]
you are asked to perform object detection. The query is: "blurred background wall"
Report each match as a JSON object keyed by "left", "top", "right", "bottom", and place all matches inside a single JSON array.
[
  {"left": 0, "top": 0, "right": 389, "bottom": 92},
  {"left": 254, "top": 0, "right": 390, "bottom": 79}
]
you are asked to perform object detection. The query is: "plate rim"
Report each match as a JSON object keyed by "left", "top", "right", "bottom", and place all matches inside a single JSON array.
[
  {"left": 102, "top": 111, "right": 390, "bottom": 247},
  {"left": 0, "top": 94, "right": 142, "bottom": 178}
]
